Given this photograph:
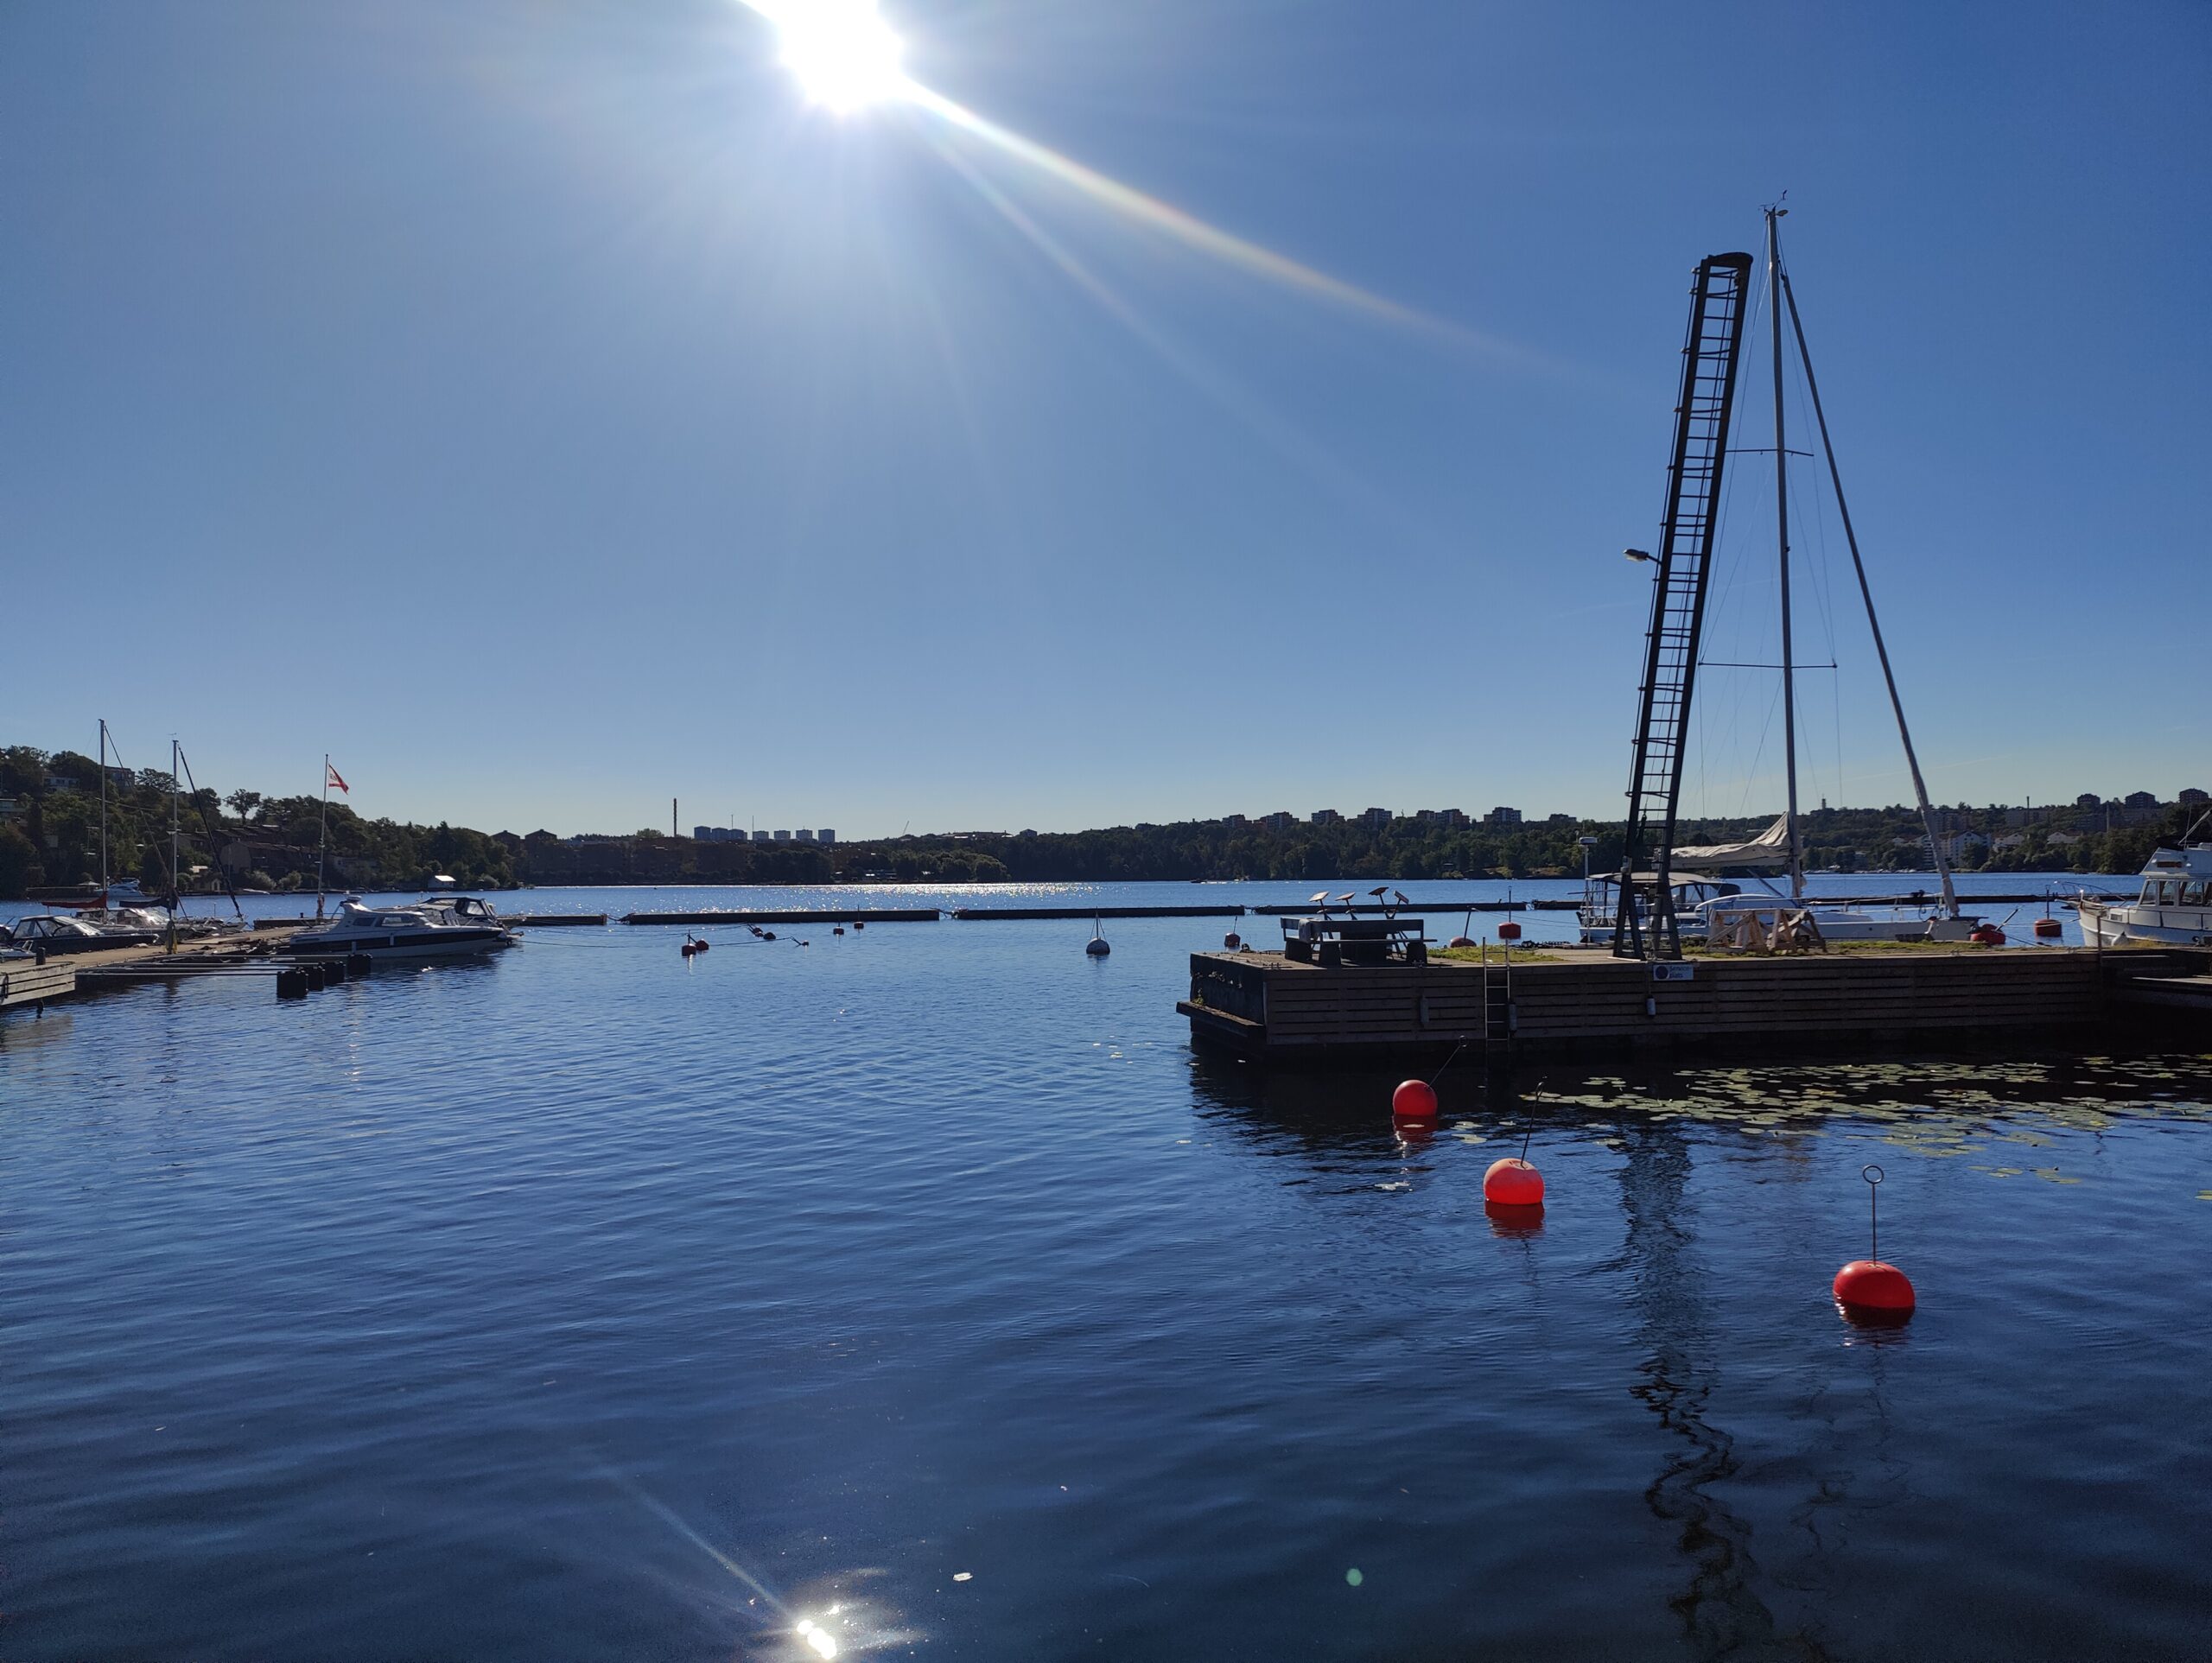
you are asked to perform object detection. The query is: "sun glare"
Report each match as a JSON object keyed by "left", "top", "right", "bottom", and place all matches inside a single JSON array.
[{"left": 775, "top": 0, "right": 905, "bottom": 113}]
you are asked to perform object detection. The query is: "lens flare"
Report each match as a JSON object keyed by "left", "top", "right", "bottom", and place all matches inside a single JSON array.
[
  {"left": 766, "top": 0, "right": 904, "bottom": 111},
  {"left": 730, "top": 1, "right": 1496, "bottom": 345}
]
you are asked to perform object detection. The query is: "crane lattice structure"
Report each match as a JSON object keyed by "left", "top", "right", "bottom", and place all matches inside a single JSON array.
[{"left": 1613, "top": 251, "right": 1755, "bottom": 961}]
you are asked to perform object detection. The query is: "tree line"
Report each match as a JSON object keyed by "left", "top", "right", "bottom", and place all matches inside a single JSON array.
[{"left": 1, "top": 740, "right": 2194, "bottom": 899}]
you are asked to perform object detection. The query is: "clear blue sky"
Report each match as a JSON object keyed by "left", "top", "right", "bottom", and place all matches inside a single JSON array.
[{"left": 4, "top": 1, "right": 2204, "bottom": 836}]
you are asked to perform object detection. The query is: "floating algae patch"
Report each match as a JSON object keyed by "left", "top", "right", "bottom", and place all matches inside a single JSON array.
[{"left": 1508, "top": 1050, "right": 2212, "bottom": 1158}]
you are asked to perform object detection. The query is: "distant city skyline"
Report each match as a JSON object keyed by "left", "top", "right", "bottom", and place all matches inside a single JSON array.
[{"left": 4, "top": 2, "right": 2203, "bottom": 840}]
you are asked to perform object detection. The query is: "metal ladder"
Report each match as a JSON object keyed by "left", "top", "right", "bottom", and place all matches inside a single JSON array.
[
  {"left": 1483, "top": 958, "right": 1513, "bottom": 1050},
  {"left": 1615, "top": 251, "right": 1755, "bottom": 961}
]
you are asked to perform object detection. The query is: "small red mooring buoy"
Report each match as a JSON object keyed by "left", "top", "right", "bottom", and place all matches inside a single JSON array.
[
  {"left": 1497, "top": 919, "right": 1522, "bottom": 942},
  {"left": 1833, "top": 1260, "right": 1916, "bottom": 1310},
  {"left": 1834, "top": 1165, "right": 1915, "bottom": 1317},
  {"left": 1483, "top": 1157, "right": 1543, "bottom": 1207},
  {"left": 2034, "top": 916, "right": 2062, "bottom": 939},
  {"left": 1447, "top": 935, "right": 1477, "bottom": 949},
  {"left": 1391, "top": 1079, "right": 1438, "bottom": 1123},
  {"left": 1969, "top": 924, "right": 2006, "bottom": 946},
  {"left": 1224, "top": 931, "right": 1242, "bottom": 950}
]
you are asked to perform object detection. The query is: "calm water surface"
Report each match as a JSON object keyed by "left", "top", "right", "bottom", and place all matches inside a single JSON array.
[{"left": 4, "top": 882, "right": 2208, "bottom": 1660}]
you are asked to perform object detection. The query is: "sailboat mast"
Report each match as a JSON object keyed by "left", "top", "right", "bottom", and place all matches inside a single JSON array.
[
  {"left": 168, "top": 739, "right": 181, "bottom": 949},
  {"left": 1767, "top": 206, "right": 1805, "bottom": 902},
  {"left": 317, "top": 753, "right": 329, "bottom": 920},
  {"left": 1777, "top": 264, "right": 1961, "bottom": 917},
  {"left": 99, "top": 719, "right": 110, "bottom": 897}
]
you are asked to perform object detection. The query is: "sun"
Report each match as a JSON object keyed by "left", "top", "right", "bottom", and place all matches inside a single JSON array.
[{"left": 774, "top": 0, "right": 906, "bottom": 113}]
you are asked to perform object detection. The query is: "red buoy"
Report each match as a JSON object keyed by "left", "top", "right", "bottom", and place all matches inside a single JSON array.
[
  {"left": 1833, "top": 1260, "right": 1916, "bottom": 1312},
  {"left": 1224, "top": 931, "right": 1242, "bottom": 949},
  {"left": 691, "top": 939, "right": 709, "bottom": 953},
  {"left": 1483, "top": 1157, "right": 1543, "bottom": 1206},
  {"left": 2033, "top": 917, "right": 2062, "bottom": 939},
  {"left": 1970, "top": 924, "right": 2005, "bottom": 946},
  {"left": 1447, "top": 935, "right": 1477, "bottom": 949},
  {"left": 1836, "top": 1165, "right": 1913, "bottom": 1317},
  {"left": 1391, "top": 1079, "right": 1438, "bottom": 1122},
  {"left": 1497, "top": 919, "right": 1522, "bottom": 942}
]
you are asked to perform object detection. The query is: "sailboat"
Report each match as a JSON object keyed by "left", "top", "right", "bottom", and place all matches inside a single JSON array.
[
  {"left": 1687, "top": 207, "right": 1974, "bottom": 945},
  {"left": 1610, "top": 212, "right": 1975, "bottom": 957}
]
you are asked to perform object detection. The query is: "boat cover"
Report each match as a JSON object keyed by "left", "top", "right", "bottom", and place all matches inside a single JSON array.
[{"left": 1670, "top": 815, "right": 1792, "bottom": 873}]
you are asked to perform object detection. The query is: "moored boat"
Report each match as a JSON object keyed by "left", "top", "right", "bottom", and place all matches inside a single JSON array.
[
  {"left": 285, "top": 895, "right": 515, "bottom": 960},
  {"left": 42, "top": 879, "right": 161, "bottom": 912},
  {"left": 1580, "top": 874, "right": 1738, "bottom": 944},
  {"left": 3, "top": 914, "right": 162, "bottom": 954},
  {"left": 2077, "top": 834, "right": 2212, "bottom": 948}
]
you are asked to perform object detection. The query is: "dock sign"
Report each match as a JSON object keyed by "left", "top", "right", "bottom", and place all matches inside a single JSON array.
[{"left": 1650, "top": 962, "right": 1697, "bottom": 982}]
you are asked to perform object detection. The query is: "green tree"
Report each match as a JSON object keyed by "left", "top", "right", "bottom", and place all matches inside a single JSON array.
[{"left": 0, "top": 823, "right": 36, "bottom": 899}]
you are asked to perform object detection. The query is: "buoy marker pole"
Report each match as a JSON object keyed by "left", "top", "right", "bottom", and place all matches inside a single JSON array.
[{"left": 1833, "top": 1163, "right": 1915, "bottom": 1316}]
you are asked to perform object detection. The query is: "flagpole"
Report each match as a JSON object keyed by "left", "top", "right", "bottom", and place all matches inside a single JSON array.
[{"left": 317, "top": 754, "right": 329, "bottom": 919}]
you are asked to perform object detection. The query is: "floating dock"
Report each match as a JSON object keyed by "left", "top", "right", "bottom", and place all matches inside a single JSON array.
[
  {"left": 2, "top": 927, "right": 307, "bottom": 1013},
  {"left": 1179, "top": 944, "right": 2212, "bottom": 1063},
  {"left": 506, "top": 913, "right": 607, "bottom": 927},
  {"left": 952, "top": 904, "right": 1245, "bottom": 920},
  {"left": 621, "top": 908, "right": 942, "bottom": 926},
  {"left": 1249, "top": 900, "right": 1542, "bottom": 915},
  {"left": 1, "top": 960, "right": 78, "bottom": 1010}
]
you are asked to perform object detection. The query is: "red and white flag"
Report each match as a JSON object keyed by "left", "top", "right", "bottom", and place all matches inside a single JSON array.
[{"left": 326, "top": 762, "right": 350, "bottom": 794}]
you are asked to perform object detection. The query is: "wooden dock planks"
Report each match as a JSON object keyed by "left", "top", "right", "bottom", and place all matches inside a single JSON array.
[{"left": 1, "top": 961, "right": 78, "bottom": 1010}]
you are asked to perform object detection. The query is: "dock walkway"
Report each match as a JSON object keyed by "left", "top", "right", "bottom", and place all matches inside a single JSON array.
[{"left": 1, "top": 927, "right": 308, "bottom": 1012}]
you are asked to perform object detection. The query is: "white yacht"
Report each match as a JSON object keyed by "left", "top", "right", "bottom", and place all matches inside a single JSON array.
[
  {"left": 286, "top": 895, "right": 515, "bottom": 961},
  {"left": 2076, "top": 835, "right": 2212, "bottom": 948}
]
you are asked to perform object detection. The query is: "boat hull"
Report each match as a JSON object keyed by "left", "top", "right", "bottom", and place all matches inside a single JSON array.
[
  {"left": 286, "top": 929, "right": 512, "bottom": 961},
  {"left": 2078, "top": 904, "right": 2212, "bottom": 949},
  {"left": 14, "top": 930, "right": 163, "bottom": 955}
]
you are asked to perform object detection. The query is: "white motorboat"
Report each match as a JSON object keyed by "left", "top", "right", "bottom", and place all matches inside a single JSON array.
[
  {"left": 2076, "top": 834, "right": 2212, "bottom": 949},
  {"left": 286, "top": 895, "right": 515, "bottom": 961}
]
